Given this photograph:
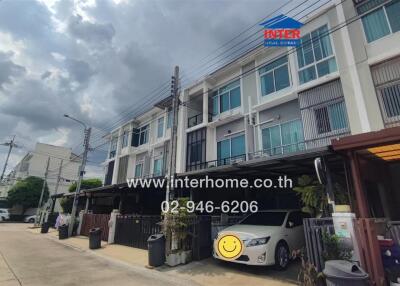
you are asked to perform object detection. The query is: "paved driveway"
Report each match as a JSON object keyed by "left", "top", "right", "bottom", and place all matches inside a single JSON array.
[{"left": 0, "top": 223, "right": 195, "bottom": 286}]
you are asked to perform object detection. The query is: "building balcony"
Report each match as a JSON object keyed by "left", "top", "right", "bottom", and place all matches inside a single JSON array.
[{"left": 187, "top": 113, "right": 213, "bottom": 128}]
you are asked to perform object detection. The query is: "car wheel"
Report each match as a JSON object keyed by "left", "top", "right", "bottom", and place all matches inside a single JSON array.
[
  {"left": 28, "top": 218, "right": 35, "bottom": 223},
  {"left": 275, "top": 242, "right": 289, "bottom": 270},
  {"left": 0, "top": 216, "right": 3, "bottom": 222}
]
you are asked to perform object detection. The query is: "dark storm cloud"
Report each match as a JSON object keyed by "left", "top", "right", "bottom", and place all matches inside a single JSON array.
[
  {"left": 0, "top": 51, "right": 26, "bottom": 89},
  {"left": 65, "top": 58, "right": 94, "bottom": 83},
  {"left": 67, "top": 15, "right": 115, "bottom": 48},
  {"left": 0, "top": 0, "right": 287, "bottom": 176}
]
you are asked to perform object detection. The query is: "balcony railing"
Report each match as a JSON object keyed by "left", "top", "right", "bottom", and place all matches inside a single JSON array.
[
  {"left": 187, "top": 113, "right": 213, "bottom": 128},
  {"left": 186, "top": 154, "right": 246, "bottom": 171}
]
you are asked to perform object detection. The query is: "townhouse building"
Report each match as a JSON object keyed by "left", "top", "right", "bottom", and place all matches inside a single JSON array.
[
  {"left": 3, "top": 143, "right": 81, "bottom": 213},
  {"left": 177, "top": 0, "right": 400, "bottom": 174},
  {"left": 104, "top": 97, "right": 173, "bottom": 185},
  {"left": 104, "top": 0, "right": 400, "bottom": 185}
]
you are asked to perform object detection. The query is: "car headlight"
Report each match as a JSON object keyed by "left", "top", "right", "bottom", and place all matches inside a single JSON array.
[{"left": 246, "top": 237, "right": 270, "bottom": 247}]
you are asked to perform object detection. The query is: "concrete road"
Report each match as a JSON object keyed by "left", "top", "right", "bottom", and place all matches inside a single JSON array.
[{"left": 0, "top": 223, "right": 196, "bottom": 286}]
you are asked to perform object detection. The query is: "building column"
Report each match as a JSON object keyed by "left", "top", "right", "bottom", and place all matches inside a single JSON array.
[
  {"left": 108, "top": 209, "right": 120, "bottom": 244},
  {"left": 202, "top": 82, "right": 210, "bottom": 124},
  {"left": 349, "top": 151, "right": 370, "bottom": 218},
  {"left": 111, "top": 128, "right": 123, "bottom": 184}
]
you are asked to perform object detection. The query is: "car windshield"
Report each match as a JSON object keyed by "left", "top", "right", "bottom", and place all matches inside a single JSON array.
[{"left": 239, "top": 211, "right": 287, "bottom": 226}]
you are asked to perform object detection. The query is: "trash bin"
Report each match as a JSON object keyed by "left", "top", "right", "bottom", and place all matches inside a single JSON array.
[
  {"left": 89, "top": 228, "right": 102, "bottom": 249},
  {"left": 147, "top": 234, "right": 165, "bottom": 267},
  {"left": 323, "top": 260, "right": 369, "bottom": 286},
  {"left": 58, "top": 224, "right": 68, "bottom": 240},
  {"left": 41, "top": 222, "right": 50, "bottom": 234}
]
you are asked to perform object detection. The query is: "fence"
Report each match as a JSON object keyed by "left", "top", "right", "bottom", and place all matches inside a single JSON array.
[
  {"left": 355, "top": 218, "right": 385, "bottom": 286},
  {"left": 114, "top": 215, "right": 162, "bottom": 249},
  {"left": 80, "top": 213, "right": 110, "bottom": 241},
  {"left": 303, "top": 217, "right": 335, "bottom": 272}
]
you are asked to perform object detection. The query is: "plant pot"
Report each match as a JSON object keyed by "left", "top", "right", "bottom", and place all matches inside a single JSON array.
[
  {"left": 166, "top": 252, "right": 181, "bottom": 267},
  {"left": 165, "top": 250, "right": 192, "bottom": 266},
  {"left": 180, "top": 250, "right": 192, "bottom": 264}
]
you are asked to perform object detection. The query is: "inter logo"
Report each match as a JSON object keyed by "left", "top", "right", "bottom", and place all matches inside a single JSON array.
[{"left": 260, "top": 14, "right": 304, "bottom": 47}]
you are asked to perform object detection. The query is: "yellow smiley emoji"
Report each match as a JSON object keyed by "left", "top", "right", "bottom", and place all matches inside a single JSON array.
[{"left": 215, "top": 234, "right": 243, "bottom": 260}]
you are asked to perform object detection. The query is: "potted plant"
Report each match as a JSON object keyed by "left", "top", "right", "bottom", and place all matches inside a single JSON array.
[
  {"left": 162, "top": 197, "right": 195, "bottom": 266},
  {"left": 293, "top": 175, "right": 349, "bottom": 217}
]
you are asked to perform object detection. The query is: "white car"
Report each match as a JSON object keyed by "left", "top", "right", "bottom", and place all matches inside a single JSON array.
[
  {"left": 24, "top": 215, "right": 37, "bottom": 223},
  {"left": 0, "top": 208, "right": 10, "bottom": 222},
  {"left": 213, "top": 209, "right": 309, "bottom": 270}
]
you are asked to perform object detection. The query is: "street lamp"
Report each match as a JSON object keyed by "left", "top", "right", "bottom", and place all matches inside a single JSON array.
[{"left": 64, "top": 114, "right": 91, "bottom": 237}]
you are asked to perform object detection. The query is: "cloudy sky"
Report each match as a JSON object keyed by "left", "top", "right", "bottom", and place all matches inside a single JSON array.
[{"left": 0, "top": 0, "right": 319, "bottom": 179}]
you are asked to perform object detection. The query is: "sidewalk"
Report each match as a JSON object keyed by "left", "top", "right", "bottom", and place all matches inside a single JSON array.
[{"left": 28, "top": 227, "right": 297, "bottom": 286}]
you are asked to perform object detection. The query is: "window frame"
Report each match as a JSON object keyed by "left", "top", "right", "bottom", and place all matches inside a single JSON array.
[
  {"left": 121, "top": 130, "right": 129, "bottom": 148},
  {"left": 296, "top": 24, "right": 337, "bottom": 84},
  {"left": 259, "top": 55, "right": 291, "bottom": 97},
  {"left": 216, "top": 133, "right": 246, "bottom": 164},
  {"left": 260, "top": 118, "right": 305, "bottom": 156},
  {"left": 212, "top": 79, "right": 241, "bottom": 116},
  {"left": 109, "top": 136, "right": 118, "bottom": 158},
  {"left": 153, "top": 157, "right": 163, "bottom": 177},
  {"left": 312, "top": 101, "right": 349, "bottom": 135},
  {"left": 358, "top": 0, "right": 400, "bottom": 43},
  {"left": 157, "top": 116, "right": 164, "bottom": 138},
  {"left": 167, "top": 110, "right": 172, "bottom": 129},
  {"left": 134, "top": 161, "right": 143, "bottom": 178}
]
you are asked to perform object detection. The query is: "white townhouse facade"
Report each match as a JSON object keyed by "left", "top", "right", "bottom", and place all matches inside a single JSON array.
[
  {"left": 103, "top": 97, "right": 173, "bottom": 185},
  {"left": 104, "top": 0, "right": 400, "bottom": 181},
  {"left": 1, "top": 143, "right": 81, "bottom": 212}
]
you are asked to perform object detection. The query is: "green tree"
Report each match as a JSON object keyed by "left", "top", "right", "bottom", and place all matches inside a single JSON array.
[
  {"left": 68, "top": 178, "right": 102, "bottom": 193},
  {"left": 60, "top": 178, "right": 102, "bottom": 213},
  {"left": 7, "top": 176, "right": 49, "bottom": 214}
]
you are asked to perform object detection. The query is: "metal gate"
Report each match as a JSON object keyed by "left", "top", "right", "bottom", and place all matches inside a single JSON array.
[
  {"left": 114, "top": 215, "right": 162, "bottom": 249},
  {"left": 80, "top": 213, "right": 110, "bottom": 241},
  {"left": 303, "top": 217, "right": 335, "bottom": 272}
]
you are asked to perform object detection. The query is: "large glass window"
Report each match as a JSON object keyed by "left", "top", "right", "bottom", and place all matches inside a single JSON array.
[
  {"left": 157, "top": 117, "right": 164, "bottom": 138},
  {"left": 186, "top": 128, "right": 206, "bottom": 171},
  {"left": 359, "top": 0, "right": 400, "bottom": 43},
  {"left": 153, "top": 158, "right": 163, "bottom": 177},
  {"left": 297, "top": 25, "right": 337, "bottom": 84},
  {"left": 259, "top": 56, "right": 290, "bottom": 97},
  {"left": 262, "top": 119, "right": 305, "bottom": 156},
  {"left": 212, "top": 80, "right": 241, "bottom": 116},
  {"left": 134, "top": 163, "right": 143, "bottom": 178},
  {"left": 314, "top": 101, "right": 348, "bottom": 134},
  {"left": 217, "top": 134, "right": 245, "bottom": 165},
  {"left": 131, "top": 124, "right": 149, "bottom": 147}
]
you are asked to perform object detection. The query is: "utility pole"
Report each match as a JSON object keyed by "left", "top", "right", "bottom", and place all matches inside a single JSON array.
[
  {"left": 50, "top": 159, "right": 63, "bottom": 214},
  {"left": 35, "top": 156, "right": 50, "bottom": 226},
  {"left": 165, "top": 66, "right": 179, "bottom": 202},
  {"left": 1, "top": 135, "right": 18, "bottom": 181},
  {"left": 68, "top": 127, "right": 91, "bottom": 237}
]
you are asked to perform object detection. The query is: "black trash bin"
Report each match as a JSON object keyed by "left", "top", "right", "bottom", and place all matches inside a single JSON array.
[
  {"left": 89, "top": 228, "right": 102, "bottom": 249},
  {"left": 58, "top": 224, "right": 68, "bottom": 240},
  {"left": 323, "top": 260, "right": 369, "bottom": 286},
  {"left": 147, "top": 234, "right": 165, "bottom": 267},
  {"left": 41, "top": 222, "right": 50, "bottom": 234}
]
